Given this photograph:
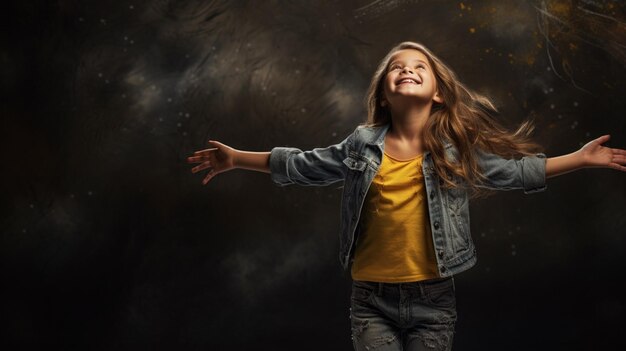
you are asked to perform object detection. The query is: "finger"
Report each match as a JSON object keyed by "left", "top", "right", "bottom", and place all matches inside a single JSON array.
[
  {"left": 595, "top": 134, "right": 610, "bottom": 145},
  {"left": 202, "top": 170, "right": 216, "bottom": 185},
  {"left": 608, "top": 162, "right": 626, "bottom": 172},
  {"left": 612, "top": 148, "right": 626, "bottom": 156},
  {"left": 194, "top": 147, "right": 218, "bottom": 156},
  {"left": 187, "top": 155, "right": 211, "bottom": 163},
  {"left": 612, "top": 155, "right": 626, "bottom": 165},
  {"left": 192, "top": 162, "right": 212, "bottom": 174}
]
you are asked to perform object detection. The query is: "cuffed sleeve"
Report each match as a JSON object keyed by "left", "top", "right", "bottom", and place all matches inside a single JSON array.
[
  {"left": 268, "top": 131, "right": 355, "bottom": 187},
  {"left": 520, "top": 153, "right": 547, "bottom": 194},
  {"left": 476, "top": 149, "right": 548, "bottom": 194},
  {"left": 269, "top": 147, "right": 303, "bottom": 186}
]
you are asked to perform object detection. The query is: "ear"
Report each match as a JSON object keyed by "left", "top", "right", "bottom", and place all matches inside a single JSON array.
[{"left": 433, "top": 91, "right": 443, "bottom": 104}]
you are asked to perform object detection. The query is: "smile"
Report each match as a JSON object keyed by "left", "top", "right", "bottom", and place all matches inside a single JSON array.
[{"left": 396, "top": 78, "right": 421, "bottom": 85}]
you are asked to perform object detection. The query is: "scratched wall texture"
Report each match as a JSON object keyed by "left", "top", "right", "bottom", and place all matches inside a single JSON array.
[{"left": 2, "top": 0, "right": 625, "bottom": 350}]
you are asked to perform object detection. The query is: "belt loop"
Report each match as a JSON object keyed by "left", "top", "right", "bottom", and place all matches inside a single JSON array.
[
  {"left": 418, "top": 282, "right": 425, "bottom": 297},
  {"left": 376, "top": 282, "right": 384, "bottom": 296}
]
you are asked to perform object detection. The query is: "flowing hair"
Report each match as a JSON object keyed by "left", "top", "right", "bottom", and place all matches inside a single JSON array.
[{"left": 361, "top": 41, "right": 544, "bottom": 197}]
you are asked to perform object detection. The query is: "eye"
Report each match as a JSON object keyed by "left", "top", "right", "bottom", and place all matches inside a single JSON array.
[
  {"left": 416, "top": 64, "right": 426, "bottom": 70},
  {"left": 389, "top": 64, "right": 401, "bottom": 71}
]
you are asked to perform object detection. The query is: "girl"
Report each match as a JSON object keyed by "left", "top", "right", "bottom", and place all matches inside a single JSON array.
[{"left": 187, "top": 41, "right": 626, "bottom": 351}]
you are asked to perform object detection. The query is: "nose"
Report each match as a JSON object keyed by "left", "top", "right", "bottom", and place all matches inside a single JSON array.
[{"left": 401, "top": 65, "right": 414, "bottom": 74}]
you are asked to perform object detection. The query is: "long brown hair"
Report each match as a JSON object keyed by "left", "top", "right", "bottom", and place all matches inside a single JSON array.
[{"left": 361, "top": 41, "right": 543, "bottom": 197}]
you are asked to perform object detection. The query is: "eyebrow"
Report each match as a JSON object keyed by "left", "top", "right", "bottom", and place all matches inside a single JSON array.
[{"left": 388, "top": 59, "right": 429, "bottom": 67}]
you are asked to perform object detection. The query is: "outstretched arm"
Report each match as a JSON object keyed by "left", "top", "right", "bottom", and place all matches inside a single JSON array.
[
  {"left": 187, "top": 128, "right": 357, "bottom": 186},
  {"left": 188, "top": 140, "right": 271, "bottom": 185},
  {"left": 546, "top": 135, "right": 626, "bottom": 179}
]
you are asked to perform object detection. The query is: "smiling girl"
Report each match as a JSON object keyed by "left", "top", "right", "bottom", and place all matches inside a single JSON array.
[{"left": 187, "top": 41, "right": 626, "bottom": 350}]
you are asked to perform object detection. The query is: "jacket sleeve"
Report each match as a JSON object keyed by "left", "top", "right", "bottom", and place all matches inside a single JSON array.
[
  {"left": 474, "top": 148, "right": 547, "bottom": 194},
  {"left": 268, "top": 130, "right": 355, "bottom": 187}
]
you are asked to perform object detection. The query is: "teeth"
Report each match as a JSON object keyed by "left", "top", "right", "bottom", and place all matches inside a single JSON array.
[{"left": 399, "top": 79, "right": 419, "bottom": 84}]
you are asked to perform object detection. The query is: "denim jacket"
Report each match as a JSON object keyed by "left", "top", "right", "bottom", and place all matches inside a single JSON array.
[{"left": 269, "top": 123, "right": 547, "bottom": 277}]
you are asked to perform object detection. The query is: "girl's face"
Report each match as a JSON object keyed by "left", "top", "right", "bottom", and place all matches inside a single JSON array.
[{"left": 381, "top": 49, "right": 442, "bottom": 108}]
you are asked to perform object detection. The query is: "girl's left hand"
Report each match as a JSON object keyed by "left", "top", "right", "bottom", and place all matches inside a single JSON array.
[{"left": 579, "top": 135, "right": 626, "bottom": 172}]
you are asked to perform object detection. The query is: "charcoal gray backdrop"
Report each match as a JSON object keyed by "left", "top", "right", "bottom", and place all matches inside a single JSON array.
[{"left": 2, "top": 0, "right": 625, "bottom": 350}]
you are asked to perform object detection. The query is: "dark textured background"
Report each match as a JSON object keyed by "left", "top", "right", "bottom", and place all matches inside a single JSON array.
[{"left": 2, "top": 0, "right": 625, "bottom": 350}]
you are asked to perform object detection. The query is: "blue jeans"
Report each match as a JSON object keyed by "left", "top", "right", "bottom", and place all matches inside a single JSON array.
[{"left": 350, "top": 277, "right": 457, "bottom": 351}]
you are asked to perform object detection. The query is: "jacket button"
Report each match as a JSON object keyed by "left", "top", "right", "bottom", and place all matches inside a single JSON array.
[
  {"left": 438, "top": 250, "right": 444, "bottom": 258},
  {"left": 429, "top": 192, "right": 435, "bottom": 199},
  {"left": 434, "top": 221, "right": 440, "bottom": 229},
  {"left": 440, "top": 266, "right": 447, "bottom": 273}
]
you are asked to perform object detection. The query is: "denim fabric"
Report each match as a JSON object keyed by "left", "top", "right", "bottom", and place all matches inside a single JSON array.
[
  {"left": 269, "top": 123, "right": 547, "bottom": 277},
  {"left": 350, "top": 278, "right": 457, "bottom": 351}
]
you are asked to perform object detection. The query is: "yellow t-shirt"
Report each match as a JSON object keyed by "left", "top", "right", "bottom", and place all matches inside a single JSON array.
[{"left": 350, "top": 151, "right": 440, "bottom": 282}]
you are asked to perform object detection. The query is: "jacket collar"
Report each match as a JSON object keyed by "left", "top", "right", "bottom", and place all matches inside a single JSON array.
[
  {"left": 362, "top": 123, "right": 452, "bottom": 152},
  {"left": 364, "top": 123, "right": 390, "bottom": 147}
]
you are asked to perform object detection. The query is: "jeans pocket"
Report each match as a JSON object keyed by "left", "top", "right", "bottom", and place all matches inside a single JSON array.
[
  {"left": 425, "top": 278, "right": 456, "bottom": 308},
  {"left": 351, "top": 281, "right": 375, "bottom": 305}
]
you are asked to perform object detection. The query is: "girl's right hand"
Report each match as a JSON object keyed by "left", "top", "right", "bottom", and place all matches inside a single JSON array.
[{"left": 187, "top": 140, "right": 237, "bottom": 185}]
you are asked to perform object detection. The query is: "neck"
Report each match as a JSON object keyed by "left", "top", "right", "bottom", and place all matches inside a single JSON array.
[{"left": 388, "top": 101, "right": 433, "bottom": 141}]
